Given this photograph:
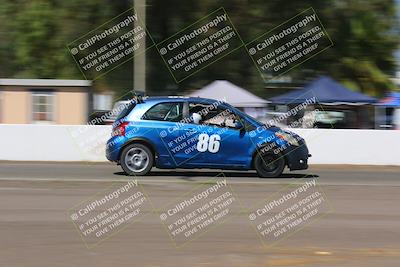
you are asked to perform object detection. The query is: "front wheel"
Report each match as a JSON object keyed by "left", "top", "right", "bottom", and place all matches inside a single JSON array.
[
  {"left": 120, "top": 143, "right": 153, "bottom": 176},
  {"left": 254, "top": 151, "right": 285, "bottom": 178}
]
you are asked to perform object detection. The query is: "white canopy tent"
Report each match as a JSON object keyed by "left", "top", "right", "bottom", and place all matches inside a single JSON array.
[
  {"left": 187, "top": 80, "right": 269, "bottom": 108},
  {"left": 187, "top": 80, "right": 269, "bottom": 107},
  {"left": 187, "top": 80, "right": 269, "bottom": 119}
]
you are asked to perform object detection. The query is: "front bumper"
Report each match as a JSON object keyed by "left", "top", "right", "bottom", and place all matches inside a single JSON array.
[{"left": 284, "top": 141, "right": 311, "bottom": 171}]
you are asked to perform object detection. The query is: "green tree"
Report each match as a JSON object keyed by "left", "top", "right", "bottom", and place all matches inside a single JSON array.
[
  {"left": 297, "top": 0, "right": 399, "bottom": 96},
  {"left": 11, "top": 0, "right": 59, "bottom": 77},
  {"left": 0, "top": 0, "right": 398, "bottom": 98}
]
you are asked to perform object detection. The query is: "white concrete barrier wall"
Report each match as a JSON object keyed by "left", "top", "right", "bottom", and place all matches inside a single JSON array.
[
  {"left": 289, "top": 128, "right": 400, "bottom": 165},
  {"left": 0, "top": 125, "right": 399, "bottom": 165},
  {"left": 0, "top": 124, "right": 112, "bottom": 162}
]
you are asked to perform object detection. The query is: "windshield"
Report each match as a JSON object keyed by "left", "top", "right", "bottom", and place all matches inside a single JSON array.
[
  {"left": 223, "top": 103, "right": 264, "bottom": 130},
  {"left": 230, "top": 104, "right": 279, "bottom": 130}
]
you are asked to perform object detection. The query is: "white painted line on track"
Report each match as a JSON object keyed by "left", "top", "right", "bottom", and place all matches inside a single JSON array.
[
  {"left": 0, "top": 187, "right": 51, "bottom": 191},
  {"left": 0, "top": 177, "right": 399, "bottom": 186}
]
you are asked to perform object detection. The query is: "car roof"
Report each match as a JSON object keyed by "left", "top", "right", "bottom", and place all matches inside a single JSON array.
[{"left": 143, "top": 96, "right": 226, "bottom": 104}]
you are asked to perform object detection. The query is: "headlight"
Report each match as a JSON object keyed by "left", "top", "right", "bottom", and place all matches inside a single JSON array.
[{"left": 275, "top": 131, "right": 299, "bottom": 146}]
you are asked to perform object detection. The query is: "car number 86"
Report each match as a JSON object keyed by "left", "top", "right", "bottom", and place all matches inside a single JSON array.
[{"left": 197, "top": 133, "right": 221, "bottom": 153}]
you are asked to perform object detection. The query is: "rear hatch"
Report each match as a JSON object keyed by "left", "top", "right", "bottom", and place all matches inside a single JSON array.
[{"left": 112, "top": 100, "right": 137, "bottom": 127}]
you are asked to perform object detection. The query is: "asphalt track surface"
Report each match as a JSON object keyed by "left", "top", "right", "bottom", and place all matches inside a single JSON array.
[{"left": 0, "top": 162, "right": 400, "bottom": 267}]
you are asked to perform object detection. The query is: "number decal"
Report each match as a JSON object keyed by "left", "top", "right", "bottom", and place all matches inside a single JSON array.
[
  {"left": 208, "top": 134, "right": 221, "bottom": 153},
  {"left": 197, "top": 133, "right": 221, "bottom": 153},
  {"left": 197, "top": 133, "right": 209, "bottom": 152}
]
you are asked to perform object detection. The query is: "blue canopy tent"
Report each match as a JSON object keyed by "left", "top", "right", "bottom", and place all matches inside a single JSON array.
[
  {"left": 378, "top": 92, "right": 400, "bottom": 107},
  {"left": 269, "top": 76, "right": 377, "bottom": 129},
  {"left": 376, "top": 92, "right": 400, "bottom": 129},
  {"left": 269, "top": 76, "right": 377, "bottom": 105}
]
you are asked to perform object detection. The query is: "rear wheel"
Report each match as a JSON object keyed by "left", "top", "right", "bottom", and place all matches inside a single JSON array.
[
  {"left": 120, "top": 143, "right": 153, "bottom": 176},
  {"left": 254, "top": 151, "right": 285, "bottom": 178}
]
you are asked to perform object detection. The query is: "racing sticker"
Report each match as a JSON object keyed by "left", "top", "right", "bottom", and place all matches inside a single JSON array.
[{"left": 196, "top": 133, "right": 221, "bottom": 153}]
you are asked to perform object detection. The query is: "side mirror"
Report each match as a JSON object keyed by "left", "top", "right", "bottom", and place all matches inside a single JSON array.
[{"left": 234, "top": 120, "right": 244, "bottom": 130}]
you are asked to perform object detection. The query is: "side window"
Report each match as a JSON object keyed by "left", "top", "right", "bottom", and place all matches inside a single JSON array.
[
  {"left": 32, "top": 92, "right": 54, "bottom": 123},
  {"left": 188, "top": 102, "right": 208, "bottom": 119},
  {"left": 142, "top": 102, "right": 183, "bottom": 122},
  {"left": 203, "top": 107, "right": 239, "bottom": 128},
  {"left": 189, "top": 102, "right": 241, "bottom": 129}
]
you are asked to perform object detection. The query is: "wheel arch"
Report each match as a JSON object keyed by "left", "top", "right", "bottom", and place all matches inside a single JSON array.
[
  {"left": 251, "top": 142, "right": 288, "bottom": 168},
  {"left": 118, "top": 137, "right": 157, "bottom": 162}
]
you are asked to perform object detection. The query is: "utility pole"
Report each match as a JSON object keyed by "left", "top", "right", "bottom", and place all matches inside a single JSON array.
[{"left": 134, "top": 0, "right": 146, "bottom": 94}]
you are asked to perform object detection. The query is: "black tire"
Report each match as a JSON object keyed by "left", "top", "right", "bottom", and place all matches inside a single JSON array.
[
  {"left": 254, "top": 151, "right": 285, "bottom": 178},
  {"left": 120, "top": 143, "right": 154, "bottom": 176}
]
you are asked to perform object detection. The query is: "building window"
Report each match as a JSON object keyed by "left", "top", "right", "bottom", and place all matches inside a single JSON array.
[{"left": 32, "top": 92, "right": 54, "bottom": 123}]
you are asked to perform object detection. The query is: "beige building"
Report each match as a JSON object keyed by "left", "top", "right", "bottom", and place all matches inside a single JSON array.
[{"left": 0, "top": 79, "right": 91, "bottom": 124}]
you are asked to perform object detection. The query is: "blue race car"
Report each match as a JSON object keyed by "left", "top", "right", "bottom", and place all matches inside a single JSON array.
[{"left": 106, "top": 96, "right": 311, "bottom": 178}]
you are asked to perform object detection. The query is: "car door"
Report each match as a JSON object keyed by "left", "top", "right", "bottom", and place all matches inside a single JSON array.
[
  {"left": 170, "top": 101, "right": 209, "bottom": 167},
  {"left": 142, "top": 100, "right": 206, "bottom": 167},
  {"left": 183, "top": 101, "right": 251, "bottom": 168},
  {"left": 140, "top": 101, "right": 185, "bottom": 167}
]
